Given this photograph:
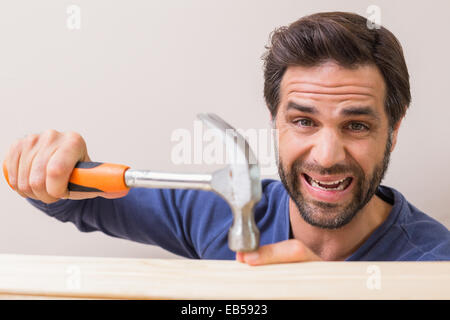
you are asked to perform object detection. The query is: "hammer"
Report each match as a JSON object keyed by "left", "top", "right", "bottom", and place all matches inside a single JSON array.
[{"left": 37, "top": 114, "right": 262, "bottom": 252}]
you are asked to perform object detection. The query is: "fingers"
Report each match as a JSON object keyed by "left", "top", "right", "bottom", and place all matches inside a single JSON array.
[
  {"left": 236, "top": 251, "right": 245, "bottom": 263},
  {"left": 4, "top": 131, "right": 83, "bottom": 203},
  {"left": 29, "top": 147, "right": 60, "bottom": 204},
  {"left": 236, "top": 239, "right": 322, "bottom": 266},
  {"left": 16, "top": 134, "right": 40, "bottom": 199},
  {"left": 5, "top": 139, "right": 24, "bottom": 196},
  {"left": 4, "top": 130, "right": 129, "bottom": 204},
  {"left": 46, "top": 131, "right": 93, "bottom": 200}
]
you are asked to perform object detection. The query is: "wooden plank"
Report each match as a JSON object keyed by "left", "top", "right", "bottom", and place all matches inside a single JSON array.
[{"left": 0, "top": 254, "right": 448, "bottom": 299}]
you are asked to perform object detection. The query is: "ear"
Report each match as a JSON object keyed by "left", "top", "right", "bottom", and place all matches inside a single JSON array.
[{"left": 390, "top": 116, "right": 404, "bottom": 152}]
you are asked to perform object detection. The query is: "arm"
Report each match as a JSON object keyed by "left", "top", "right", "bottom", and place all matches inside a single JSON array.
[
  {"left": 26, "top": 187, "right": 207, "bottom": 258},
  {"left": 26, "top": 187, "right": 233, "bottom": 259}
]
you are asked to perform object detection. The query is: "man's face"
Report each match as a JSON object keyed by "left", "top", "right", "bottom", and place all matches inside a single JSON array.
[{"left": 275, "top": 61, "right": 399, "bottom": 229}]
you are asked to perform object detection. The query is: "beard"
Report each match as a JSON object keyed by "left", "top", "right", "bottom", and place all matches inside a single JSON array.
[{"left": 278, "top": 133, "right": 392, "bottom": 230}]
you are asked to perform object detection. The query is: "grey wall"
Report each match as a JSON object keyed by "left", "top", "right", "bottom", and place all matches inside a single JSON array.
[{"left": 1, "top": 0, "right": 448, "bottom": 259}]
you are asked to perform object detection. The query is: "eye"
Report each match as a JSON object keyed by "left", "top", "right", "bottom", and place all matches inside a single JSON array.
[
  {"left": 347, "top": 122, "right": 369, "bottom": 132},
  {"left": 295, "top": 118, "right": 315, "bottom": 127}
]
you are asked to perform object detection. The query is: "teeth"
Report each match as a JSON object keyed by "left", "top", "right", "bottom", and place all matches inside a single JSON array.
[
  {"left": 312, "top": 177, "right": 347, "bottom": 185},
  {"left": 311, "top": 179, "right": 321, "bottom": 188},
  {"left": 309, "top": 177, "right": 350, "bottom": 191}
]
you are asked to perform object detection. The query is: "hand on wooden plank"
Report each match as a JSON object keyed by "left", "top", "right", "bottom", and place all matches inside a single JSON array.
[{"left": 236, "top": 239, "right": 322, "bottom": 265}]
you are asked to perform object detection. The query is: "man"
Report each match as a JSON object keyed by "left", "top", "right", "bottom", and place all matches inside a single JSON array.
[{"left": 4, "top": 12, "right": 450, "bottom": 263}]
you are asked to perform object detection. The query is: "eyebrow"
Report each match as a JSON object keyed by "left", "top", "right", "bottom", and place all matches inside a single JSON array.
[
  {"left": 287, "top": 101, "right": 318, "bottom": 114},
  {"left": 340, "top": 106, "right": 380, "bottom": 120},
  {"left": 287, "top": 101, "right": 380, "bottom": 120}
]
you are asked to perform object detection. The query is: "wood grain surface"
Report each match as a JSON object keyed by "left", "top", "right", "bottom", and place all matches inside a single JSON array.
[{"left": 0, "top": 254, "right": 448, "bottom": 299}]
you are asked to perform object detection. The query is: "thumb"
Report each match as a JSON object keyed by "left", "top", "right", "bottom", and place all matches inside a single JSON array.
[{"left": 66, "top": 190, "right": 129, "bottom": 200}]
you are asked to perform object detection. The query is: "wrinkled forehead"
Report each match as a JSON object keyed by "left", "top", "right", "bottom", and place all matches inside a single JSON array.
[{"left": 279, "top": 61, "right": 386, "bottom": 111}]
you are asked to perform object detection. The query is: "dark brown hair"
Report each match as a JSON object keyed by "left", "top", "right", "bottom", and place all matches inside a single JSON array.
[{"left": 263, "top": 12, "right": 411, "bottom": 128}]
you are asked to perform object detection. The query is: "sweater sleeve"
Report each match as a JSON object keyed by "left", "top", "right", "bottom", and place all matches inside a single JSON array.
[{"left": 26, "top": 187, "right": 233, "bottom": 259}]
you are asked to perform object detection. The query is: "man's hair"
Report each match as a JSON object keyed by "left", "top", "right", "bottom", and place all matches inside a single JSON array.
[{"left": 263, "top": 12, "right": 411, "bottom": 128}]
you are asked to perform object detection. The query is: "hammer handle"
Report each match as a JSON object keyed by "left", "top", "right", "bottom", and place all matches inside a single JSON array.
[
  {"left": 2, "top": 161, "right": 130, "bottom": 193},
  {"left": 68, "top": 162, "right": 130, "bottom": 193}
]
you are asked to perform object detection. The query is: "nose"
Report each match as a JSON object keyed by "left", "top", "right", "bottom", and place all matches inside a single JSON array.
[{"left": 310, "top": 128, "right": 346, "bottom": 168}]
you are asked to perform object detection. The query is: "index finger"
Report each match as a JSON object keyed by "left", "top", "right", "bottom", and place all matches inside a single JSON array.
[
  {"left": 45, "top": 146, "right": 83, "bottom": 199},
  {"left": 239, "top": 239, "right": 322, "bottom": 266}
]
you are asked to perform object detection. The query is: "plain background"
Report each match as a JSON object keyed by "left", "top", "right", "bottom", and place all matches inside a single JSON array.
[{"left": 0, "top": 0, "right": 449, "bottom": 259}]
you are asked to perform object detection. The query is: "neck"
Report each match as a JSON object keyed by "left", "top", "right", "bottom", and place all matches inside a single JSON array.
[{"left": 289, "top": 194, "right": 392, "bottom": 261}]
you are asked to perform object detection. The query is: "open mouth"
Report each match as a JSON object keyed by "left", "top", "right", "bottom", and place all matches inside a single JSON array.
[{"left": 303, "top": 174, "right": 353, "bottom": 192}]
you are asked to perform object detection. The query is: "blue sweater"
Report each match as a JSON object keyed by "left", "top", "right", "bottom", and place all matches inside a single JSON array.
[{"left": 27, "top": 179, "right": 450, "bottom": 261}]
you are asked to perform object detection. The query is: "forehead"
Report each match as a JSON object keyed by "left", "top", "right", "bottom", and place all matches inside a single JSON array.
[{"left": 279, "top": 61, "right": 386, "bottom": 115}]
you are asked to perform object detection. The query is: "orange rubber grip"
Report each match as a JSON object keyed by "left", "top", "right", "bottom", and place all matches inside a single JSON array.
[
  {"left": 69, "top": 162, "right": 130, "bottom": 193},
  {"left": 3, "top": 160, "right": 14, "bottom": 190}
]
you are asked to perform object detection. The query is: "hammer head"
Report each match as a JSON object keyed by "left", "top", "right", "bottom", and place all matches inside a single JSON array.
[{"left": 197, "top": 113, "right": 262, "bottom": 252}]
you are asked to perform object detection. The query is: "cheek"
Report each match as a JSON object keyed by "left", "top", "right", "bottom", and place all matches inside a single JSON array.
[
  {"left": 277, "top": 130, "right": 306, "bottom": 165},
  {"left": 346, "top": 139, "right": 385, "bottom": 175}
]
